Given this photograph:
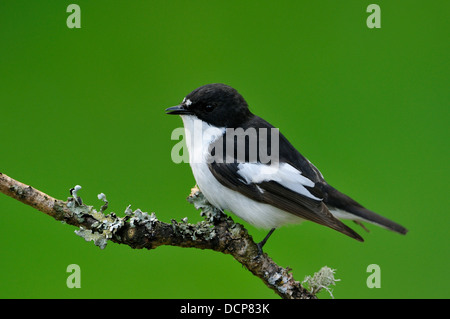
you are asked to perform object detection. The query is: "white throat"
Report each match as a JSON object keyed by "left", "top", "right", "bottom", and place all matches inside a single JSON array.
[{"left": 180, "top": 115, "right": 225, "bottom": 164}]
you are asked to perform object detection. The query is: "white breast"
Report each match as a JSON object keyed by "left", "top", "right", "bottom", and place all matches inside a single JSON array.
[{"left": 180, "top": 115, "right": 303, "bottom": 229}]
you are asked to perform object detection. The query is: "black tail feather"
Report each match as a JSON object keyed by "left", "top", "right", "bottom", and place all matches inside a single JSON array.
[
  {"left": 346, "top": 205, "right": 408, "bottom": 234},
  {"left": 322, "top": 183, "right": 408, "bottom": 235}
]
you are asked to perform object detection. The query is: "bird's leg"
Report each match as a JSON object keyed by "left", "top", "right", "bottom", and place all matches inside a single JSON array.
[{"left": 256, "top": 228, "right": 276, "bottom": 257}]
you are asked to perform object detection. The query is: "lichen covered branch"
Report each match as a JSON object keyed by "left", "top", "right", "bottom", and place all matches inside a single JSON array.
[{"left": 0, "top": 172, "right": 317, "bottom": 299}]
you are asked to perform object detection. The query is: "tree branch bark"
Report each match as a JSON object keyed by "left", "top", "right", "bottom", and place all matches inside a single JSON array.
[{"left": 0, "top": 172, "right": 317, "bottom": 299}]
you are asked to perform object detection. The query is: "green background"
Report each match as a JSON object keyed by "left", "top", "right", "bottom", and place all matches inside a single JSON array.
[{"left": 0, "top": 0, "right": 448, "bottom": 299}]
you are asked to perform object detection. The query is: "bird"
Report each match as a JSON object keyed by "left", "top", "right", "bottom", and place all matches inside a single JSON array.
[{"left": 165, "top": 83, "right": 407, "bottom": 254}]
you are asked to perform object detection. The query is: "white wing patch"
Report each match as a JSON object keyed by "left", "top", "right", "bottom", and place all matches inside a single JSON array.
[{"left": 237, "top": 162, "right": 321, "bottom": 201}]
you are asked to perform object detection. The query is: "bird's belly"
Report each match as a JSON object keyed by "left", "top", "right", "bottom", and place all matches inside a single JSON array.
[{"left": 190, "top": 161, "right": 302, "bottom": 229}]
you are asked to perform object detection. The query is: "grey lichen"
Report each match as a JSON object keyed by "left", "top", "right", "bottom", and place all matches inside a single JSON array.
[
  {"left": 302, "top": 266, "right": 340, "bottom": 298},
  {"left": 129, "top": 208, "right": 158, "bottom": 231},
  {"left": 265, "top": 270, "right": 294, "bottom": 296},
  {"left": 187, "top": 186, "right": 226, "bottom": 224},
  {"left": 70, "top": 185, "right": 83, "bottom": 205},
  {"left": 97, "top": 193, "right": 108, "bottom": 213},
  {"left": 171, "top": 217, "right": 217, "bottom": 241},
  {"left": 68, "top": 184, "right": 223, "bottom": 249},
  {"left": 163, "top": 185, "right": 234, "bottom": 242},
  {"left": 267, "top": 272, "right": 282, "bottom": 286},
  {"left": 229, "top": 223, "right": 245, "bottom": 239},
  {"left": 68, "top": 186, "right": 129, "bottom": 249},
  {"left": 177, "top": 185, "right": 237, "bottom": 241},
  {"left": 75, "top": 227, "right": 108, "bottom": 250},
  {"left": 67, "top": 193, "right": 92, "bottom": 223}
]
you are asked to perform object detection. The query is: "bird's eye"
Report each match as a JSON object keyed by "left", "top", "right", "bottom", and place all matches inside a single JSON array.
[{"left": 205, "top": 104, "right": 215, "bottom": 112}]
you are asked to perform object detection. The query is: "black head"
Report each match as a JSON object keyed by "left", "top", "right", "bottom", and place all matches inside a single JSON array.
[{"left": 165, "top": 83, "right": 252, "bottom": 127}]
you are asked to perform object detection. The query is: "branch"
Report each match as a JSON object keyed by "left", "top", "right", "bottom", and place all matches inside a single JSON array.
[{"left": 0, "top": 172, "right": 318, "bottom": 299}]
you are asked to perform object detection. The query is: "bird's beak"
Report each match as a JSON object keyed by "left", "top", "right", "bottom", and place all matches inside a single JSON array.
[{"left": 165, "top": 104, "right": 191, "bottom": 115}]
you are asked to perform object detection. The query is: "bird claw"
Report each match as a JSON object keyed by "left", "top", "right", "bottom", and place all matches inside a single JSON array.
[{"left": 253, "top": 242, "right": 265, "bottom": 260}]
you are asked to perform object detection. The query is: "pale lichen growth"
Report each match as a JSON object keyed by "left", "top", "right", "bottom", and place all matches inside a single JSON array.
[
  {"left": 71, "top": 185, "right": 82, "bottom": 199},
  {"left": 302, "top": 266, "right": 340, "bottom": 298},
  {"left": 129, "top": 208, "right": 158, "bottom": 231},
  {"left": 265, "top": 270, "right": 295, "bottom": 296},
  {"left": 187, "top": 185, "right": 226, "bottom": 224},
  {"left": 170, "top": 217, "right": 217, "bottom": 241},
  {"left": 97, "top": 193, "right": 108, "bottom": 213},
  {"left": 176, "top": 185, "right": 233, "bottom": 241},
  {"left": 74, "top": 227, "right": 108, "bottom": 249},
  {"left": 229, "top": 223, "right": 244, "bottom": 239},
  {"left": 68, "top": 184, "right": 224, "bottom": 250},
  {"left": 68, "top": 186, "right": 130, "bottom": 249},
  {"left": 67, "top": 193, "right": 92, "bottom": 223}
]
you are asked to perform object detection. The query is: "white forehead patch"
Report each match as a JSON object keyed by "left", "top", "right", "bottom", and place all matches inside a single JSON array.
[{"left": 185, "top": 99, "right": 193, "bottom": 106}]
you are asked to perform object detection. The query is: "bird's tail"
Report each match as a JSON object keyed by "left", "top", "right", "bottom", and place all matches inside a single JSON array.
[{"left": 322, "top": 184, "right": 408, "bottom": 235}]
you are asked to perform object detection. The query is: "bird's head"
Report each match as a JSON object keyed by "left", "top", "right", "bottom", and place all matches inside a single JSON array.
[{"left": 166, "top": 83, "right": 252, "bottom": 127}]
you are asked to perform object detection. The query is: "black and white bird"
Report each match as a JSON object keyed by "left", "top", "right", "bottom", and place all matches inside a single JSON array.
[{"left": 166, "top": 83, "right": 407, "bottom": 252}]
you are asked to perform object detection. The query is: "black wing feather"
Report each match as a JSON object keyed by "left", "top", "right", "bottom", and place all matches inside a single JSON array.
[
  {"left": 209, "top": 162, "right": 363, "bottom": 241},
  {"left": 207, "top": 115, "right": 364, "bottom": 241}
]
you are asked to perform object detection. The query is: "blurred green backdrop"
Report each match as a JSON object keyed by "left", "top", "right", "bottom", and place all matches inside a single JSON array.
[{"left": 0, "top": 0, "right": 448, "bottom": 299}]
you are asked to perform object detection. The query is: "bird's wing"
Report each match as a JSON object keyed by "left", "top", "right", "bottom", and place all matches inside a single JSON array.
[
  {"left": 206, "top": 115, "right": 363, "bottom": 241},
  {"left": 208, "top": 161, "right": 363, "bottom": 241}
]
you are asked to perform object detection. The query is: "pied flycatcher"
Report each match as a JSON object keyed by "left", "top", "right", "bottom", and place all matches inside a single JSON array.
[{"left": 166, "top": 83, "right": 407, "bottom": 252}]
